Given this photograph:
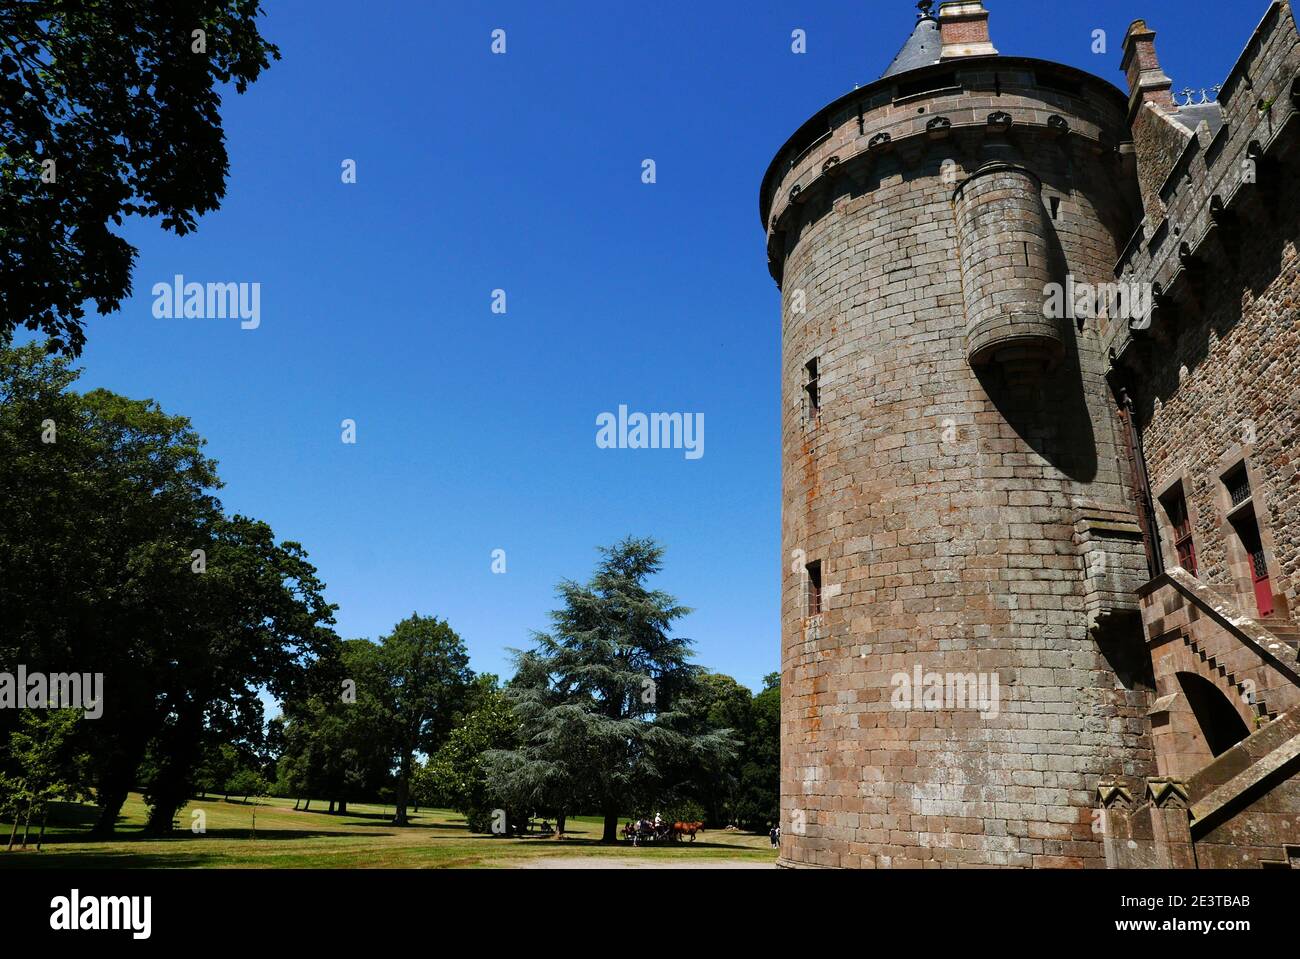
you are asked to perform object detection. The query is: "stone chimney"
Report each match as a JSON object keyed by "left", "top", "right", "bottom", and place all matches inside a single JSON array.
[
  {"left": 1120, "top": 20, "right": 1174, "bottom": 114},
  {"left": 938, "top": 1, "right": 998, "bottom": 60}
]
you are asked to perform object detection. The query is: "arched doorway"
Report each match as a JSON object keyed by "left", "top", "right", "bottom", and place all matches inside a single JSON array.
[{"left": 1176, "top": 672, "right": 1251, "bottom": 758}]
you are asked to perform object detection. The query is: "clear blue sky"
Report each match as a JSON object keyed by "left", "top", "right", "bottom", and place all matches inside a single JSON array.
[{"left": 51, "top": 0, "right": 1264, "bottom": 691}]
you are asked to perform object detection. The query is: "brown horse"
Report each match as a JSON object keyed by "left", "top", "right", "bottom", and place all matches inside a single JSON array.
[{"left": 673, "top": 821, "right": 704, "bottom": 842}]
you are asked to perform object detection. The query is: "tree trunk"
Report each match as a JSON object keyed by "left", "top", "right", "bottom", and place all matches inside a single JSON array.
[
  {"left": 89, "top": 729, "right": 154, "bottom": 837},
  {"left": 7, "top": 813, "right": 19, "bottom": 850},
  {"left": 303, "top": 798, "right": 311, "bottom": 811},
  {"left": 90, "top": 773, "right": 133, "bottom": 836},
  {"left": 144, "top": 701, "right": 204, "bottom": 836},
  {"left": 392, "top": 750, "right": 412, "bottom": 825},
  {"left": 337, "top": 800, "right": 348, "bottom": 815},
  {"left": 557, "top": 812, "right": 567, "bottom": 835},
  {"left": 36, "top": 809, "right": 48, "bottom": 851},
  {"left": 145, "top": 801, "right": 178, "bottom": 835},
  {"left": 21, "top": 804, "right": 33, "bottom": 848},
  {"left": 602, "top": 804, "right": 619, "bottom": 843},
  {"left": 293, "top": 797, "right": 300, "bottom": 811}
]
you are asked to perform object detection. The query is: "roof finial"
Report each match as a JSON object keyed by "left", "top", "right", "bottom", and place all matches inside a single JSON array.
[{"left": 918, "top": 0, "right": 935, "bottom": 20}]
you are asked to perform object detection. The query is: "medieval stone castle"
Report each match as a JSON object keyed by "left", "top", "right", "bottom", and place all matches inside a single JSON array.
[{"left": 763, "top": 1, "right": 1300, "bottom": 867}]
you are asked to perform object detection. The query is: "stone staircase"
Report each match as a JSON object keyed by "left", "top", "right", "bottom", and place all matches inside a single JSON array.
[
  {"left": 1263, "top": 617, "right": 1300, "bottom": 654},
  {"left": 1184, "top": 630, "right": 1279, "bottom": 722},
  {"left": 1103, "top": 570, "right": 1300, "bottom": 867},
  {"left": 1140, "top": 568, "right": 1300, "bottom": 721},
  {"left": 1098, "top": 708, "right": 1300, "bottom": 869},
  {"left": 1186, "top": 709, "right": 1300, "bottom": 868}
]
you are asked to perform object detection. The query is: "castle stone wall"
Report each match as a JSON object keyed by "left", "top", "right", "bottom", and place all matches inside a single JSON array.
[{"left": 768, "top": 64, "right": 1155, "bottom": 868}]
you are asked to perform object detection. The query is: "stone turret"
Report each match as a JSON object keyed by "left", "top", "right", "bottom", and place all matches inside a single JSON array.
[
  {"left": 765, "top": 0, "right": 1300, "bottom": 872},
  {"left": 761, "top": 1, "right": 1154, "bottom": 869},
  {"left": 764, "top": 0, "right": 1300, "bottom": 872}
]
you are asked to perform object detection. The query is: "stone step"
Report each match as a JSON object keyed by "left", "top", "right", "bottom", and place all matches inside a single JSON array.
[
  {"left": 1259, "top": 844, "right": 1300, "bottom": 869},
  {"left": 1262, "top": 620, "right": 1300, "bottom": 653}
]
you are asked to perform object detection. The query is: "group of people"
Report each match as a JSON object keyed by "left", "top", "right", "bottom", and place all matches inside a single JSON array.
[
  {"left": 624, "top": 812, "right": 670, "bottom": 845},
  {"left": 621, "top": 814, "right": 782, "bottom": 848}
]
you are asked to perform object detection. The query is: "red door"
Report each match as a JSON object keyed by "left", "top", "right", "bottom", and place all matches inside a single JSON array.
[{"left": 1251, "top": 546, "right": 1275, "bottom": 618}]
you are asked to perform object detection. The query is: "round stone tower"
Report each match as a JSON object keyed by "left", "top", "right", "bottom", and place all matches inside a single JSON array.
[{"left": 762, "top": 1, "right": 1157, "bottom": 868}]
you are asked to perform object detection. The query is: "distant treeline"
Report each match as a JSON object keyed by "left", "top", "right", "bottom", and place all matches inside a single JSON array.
[{"left": 0, "top": 345, "right": 778, "bottom": 845}]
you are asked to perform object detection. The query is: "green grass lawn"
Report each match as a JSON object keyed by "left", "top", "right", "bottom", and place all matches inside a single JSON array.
[{"left": 0, "top": 794, "right": 777, "bottom": 868}]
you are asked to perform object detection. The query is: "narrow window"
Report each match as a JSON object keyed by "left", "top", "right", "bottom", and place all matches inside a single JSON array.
[
  {"left": 1225, "top": 464, "right": 1252, "bottom": 508},
  {"left": 1223, "top": 465, "right": 1274, "bottom": 617},
  {"left": 1161, "top": 484, "right": 1197, "bottom": 576},
  {"left": 804, "top": 359, "right": 820, "bottom": 422},
  {"left": 806, "top": 561, "right": 822, "bottom": 617}
]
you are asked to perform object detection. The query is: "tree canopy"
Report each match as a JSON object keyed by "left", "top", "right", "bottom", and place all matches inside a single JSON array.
[
  {"left": 380, "top": 615, "right": 474, "bottom": 825},
  {"left": 0, "top": 343, "right": 337, "bottom": 834},
  {"left": 488, "top": 537, "right": 736, "bottom": 842},
  {"left": 1, "top": 0, "right": 279, "bottom": 354}
]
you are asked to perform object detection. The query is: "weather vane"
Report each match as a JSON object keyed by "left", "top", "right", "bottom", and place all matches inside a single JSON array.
[{"left": 918, "top": 0, "right": 935, "bottom": 16}]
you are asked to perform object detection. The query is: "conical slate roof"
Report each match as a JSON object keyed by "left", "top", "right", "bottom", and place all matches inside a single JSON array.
[{"left": 881, "top": 14, "right": 943, "bottom": 78}]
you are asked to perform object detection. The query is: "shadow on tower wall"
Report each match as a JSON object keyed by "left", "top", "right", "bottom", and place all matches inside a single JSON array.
[{"left": 974, "top": 206, "right": 1099, "bottom": 485}]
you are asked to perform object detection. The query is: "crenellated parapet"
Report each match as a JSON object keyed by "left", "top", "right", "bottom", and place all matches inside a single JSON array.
[{"left": 1106, "top": 0, "right": 1300, "bottom": 381}]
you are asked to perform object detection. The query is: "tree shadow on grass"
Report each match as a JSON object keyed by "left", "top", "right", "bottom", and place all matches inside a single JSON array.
[
  {"left": 23, "top": 827, "right": 383, "bottom": 847},
  {"left": 0, "top": 851, "right": 216, "bottom": 869},
  {"left": 44, "top": 801, "right": 100, "bottom": 828},
  {"left": 289, "top": 809, "right": 465, "bottom": 831},
  {"left": 346, "top": 820, "right": 466, "bottom": 830}
]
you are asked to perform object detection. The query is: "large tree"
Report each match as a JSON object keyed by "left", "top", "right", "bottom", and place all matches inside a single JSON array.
[
  {"left": 733, "top": 673, "right": 780, "bottom": 831},
  {"left": 379, "top": 615, "right": 473, "bottom": 826},
  {"left": 681, "top": 671, "right": 754, "bottom": 826},
  {"left": 674, "top": 670, "right": 781, "bottom": 830},
  {"left": 1, "top": 342, "right": 220, "bottom": 832},
  {"left": 0, "top": 0, "right": 279, "bottom": 355},
  {"left": 425, "top": 677, "right": 521, "bottom": 833},
  {"left": 139, "top": 513, "right": 338, "bottom": 834},
  {"left": 491, "top": 537, "right": 734, "bottom": 843},
  {"left": 0, "top": 343, "right": 337, "bottom": 834},
  {"left": 276, "top": 639, "right": 392, "bottom": 813}
]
